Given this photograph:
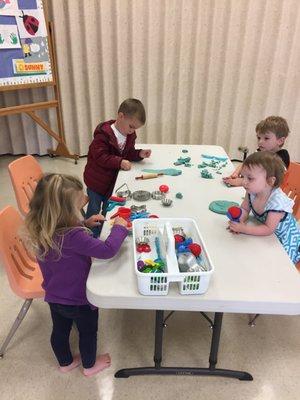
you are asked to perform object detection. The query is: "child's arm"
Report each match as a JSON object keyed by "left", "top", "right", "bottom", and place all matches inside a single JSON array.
[
  {"left": 125, "top": 136, "right": 151, "bottom": 161},
  {"left": 72, "top": 222, "right": 128, "bottom": 259},
  {"left": 90, "top": 135, "right": 124, "bottom": 170},
  {"left": 239, "top": 196, "right": 250, "bottom": 223},
  {"left": 223, "top": 177, "right": 243, "bottom": 187},
  {"left": 224, "top": 164, "right": 242, "bottom": 179},
  {"left": 223, "top": 164, "right": 243, "bottom": 187},
  {"left": 228, "top": 211, "right": 284, "bottom": 236}
]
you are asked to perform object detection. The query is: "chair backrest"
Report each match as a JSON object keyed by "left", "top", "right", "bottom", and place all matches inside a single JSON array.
[
  {"left": 0, "top": 206, "right": 44, "bottom": 299},
  {"left": 8, "top": 155, "right": 43, "bottom": 217},
  {"left": 281, "top": 162, "right": 300, "bottom": 220}
]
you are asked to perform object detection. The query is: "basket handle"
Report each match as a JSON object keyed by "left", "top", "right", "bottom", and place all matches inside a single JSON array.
[{"left": 165, "top": 222, "right": 182, "bottom": 280}]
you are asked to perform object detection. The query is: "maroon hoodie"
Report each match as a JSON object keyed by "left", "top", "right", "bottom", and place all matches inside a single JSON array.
[{"left": 84, "top": 120, "right": 142, "bottom": 197}]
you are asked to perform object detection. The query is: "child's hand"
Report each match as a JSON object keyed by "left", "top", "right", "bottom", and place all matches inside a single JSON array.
[
  {"left": 121, "top": 159, "right": 131, "bottom": 170},
  {"left": 139, "top": 149, "right": 151, "bottom": 158},
  {"left": 114, "top": 216, "right": 128, "bottom": 228},
  {"left": 229, "top": 171, "right": 240, "bottom": 179},
  {"left": 222, "top": 177, "right": 243, "bottom": 187},
  {"left": 85, "top": 214, "right": 106, "bottom": 228},
  {"left": 227, "top": 221, "right": 247, "bottom": 234}
]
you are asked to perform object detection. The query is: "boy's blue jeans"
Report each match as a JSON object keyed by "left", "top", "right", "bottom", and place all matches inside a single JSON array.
[{"left": 86, "top": 188, "right": 108, "bottom": 238}]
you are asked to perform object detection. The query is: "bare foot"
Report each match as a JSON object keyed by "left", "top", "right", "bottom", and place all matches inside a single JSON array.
[
  {"left": 59, "top": 355, "right": 81, "bottom": 373},
  {"left": 83, "top": 353, "right": 111, "bottom": 377}
]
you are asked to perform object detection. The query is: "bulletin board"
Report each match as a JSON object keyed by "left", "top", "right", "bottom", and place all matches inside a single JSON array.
[
  {"left": 0, "top": 0, "right": 53, "bottom": 90},
  {"left": 0, "top": 0, "right": 78, "bottom": 162}
]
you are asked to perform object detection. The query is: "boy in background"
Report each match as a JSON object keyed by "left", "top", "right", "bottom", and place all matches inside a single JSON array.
[
  {"left": 223, "top": 116, "right": 290, "bottom": 187},
  {"left": 84, "top": 98, "right": 151, "bottom": 237}
]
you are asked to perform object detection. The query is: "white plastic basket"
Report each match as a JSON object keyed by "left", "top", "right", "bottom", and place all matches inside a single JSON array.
[{"left": 133, "top": 218, "right": 214, "bottom": 295}]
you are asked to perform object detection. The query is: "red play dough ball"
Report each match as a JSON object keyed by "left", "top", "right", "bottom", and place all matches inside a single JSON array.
[
  {"left": 174, "top": 234, "right": 185, "bottom": 243},
  {"left": 159, "top": 184, "right": 169, "bottom": 193},
  {"left": 188, "top": 243, "right": 202, "bottom": 257},
  {"left": 228, "top": 206, "right": 242, "bottom": 219}
]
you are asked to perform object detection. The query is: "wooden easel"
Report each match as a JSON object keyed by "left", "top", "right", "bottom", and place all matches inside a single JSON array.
[{"left": 0, "top": 20, "right": 79, "bottom": 164}]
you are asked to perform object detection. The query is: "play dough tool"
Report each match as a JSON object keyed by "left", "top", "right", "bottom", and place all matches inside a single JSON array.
[{"left": 135, "top": 173, "right": 163, "bottom": 180}]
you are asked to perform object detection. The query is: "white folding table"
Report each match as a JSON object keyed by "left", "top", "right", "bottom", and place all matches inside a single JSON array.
[{"left": 87, "top": 145, "right": 300, "bottom": 380}]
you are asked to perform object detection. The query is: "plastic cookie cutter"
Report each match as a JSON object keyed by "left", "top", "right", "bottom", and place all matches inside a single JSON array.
[
  {"left": 110, "top": 206, "right": 131, "bottom": 219},
  {"left": 106, "top": 196, "right": 126, "bottom": 212},
  {"left": 130, "top": 211, "right": 150, "bottom": 220}
]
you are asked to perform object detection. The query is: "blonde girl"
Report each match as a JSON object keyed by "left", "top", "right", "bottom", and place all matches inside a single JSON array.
[{"left": 25, "top": 173, "right": 128, "bottom": 377}]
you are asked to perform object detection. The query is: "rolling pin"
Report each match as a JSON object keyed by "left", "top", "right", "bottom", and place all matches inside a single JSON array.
[{"left": 135, "top": 173, "right": 164, "bottom": 180}]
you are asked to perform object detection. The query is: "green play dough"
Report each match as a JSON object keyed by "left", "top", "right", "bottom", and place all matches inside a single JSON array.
[{"left": 209, "top": 200, "right": 239, "bottom": 215}]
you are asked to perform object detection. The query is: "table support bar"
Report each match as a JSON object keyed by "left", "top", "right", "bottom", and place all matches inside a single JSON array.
[{"left": 115, "top": 311, "right": 253, "bottom": 381}]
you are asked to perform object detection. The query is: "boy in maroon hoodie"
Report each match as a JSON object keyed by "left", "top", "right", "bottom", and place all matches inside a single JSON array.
[{"left": 84, "top": 98, "right": 151, "bottom": 237}]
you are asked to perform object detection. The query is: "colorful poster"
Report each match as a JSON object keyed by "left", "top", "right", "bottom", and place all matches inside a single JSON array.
[
  {"left": 0, "top": 23, "right": 21, "bottom": 48},
  {"left": 0, "top": 0, "right": 52, "bottom": 87},
  {"left": 16, "top": 8, "right": 47, "bottom": 38},
  {"left": 0, "top": 0, "right": 19, "bottom": 15}
]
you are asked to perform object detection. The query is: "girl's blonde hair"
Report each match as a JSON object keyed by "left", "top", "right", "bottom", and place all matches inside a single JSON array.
[
  {"left": 242, "top": 151, "right": 285, "bottom": 188},
  {"left": 24, "top": 173, "right": 84, "bottom": 259}
]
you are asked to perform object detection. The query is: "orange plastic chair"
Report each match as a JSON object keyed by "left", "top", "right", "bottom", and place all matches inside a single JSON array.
[
  {"left": 281, "top": 162, "right": 300, "bottom": 220},
  {"left": 8, "top": 155, "right": 43, "bottom": 217},
  {"left": 0, "top": 206, "right": 44, "bottom": 358}
]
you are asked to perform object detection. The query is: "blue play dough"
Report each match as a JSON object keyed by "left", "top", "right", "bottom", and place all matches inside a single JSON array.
[
  {"left": 142, "top": 168, "right": 182, "bottom": 176},
  {"left": 201, "top": 154, "right": 228, "bottom": 162}
]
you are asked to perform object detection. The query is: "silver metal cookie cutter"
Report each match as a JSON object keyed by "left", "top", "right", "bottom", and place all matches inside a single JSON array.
[
  {"left": 132, "top": 190, "right": 151, "bottom": 201},
  {"left": 131, "top": 204, "right": 147, "bottom": 213},
  {"left": 115, "top": 183, "right": 132, "bottom": 199},
  {"left": 135, "top": 236, "right": 150, "bottom": 245},
  {"left": 161, "top": 198, "right": 173, "bottom": 207},
  {"left": 151, "top": 190, "right": 165, "bottom": 200}
]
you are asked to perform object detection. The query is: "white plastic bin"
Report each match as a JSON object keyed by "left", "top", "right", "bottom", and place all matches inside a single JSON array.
[{"left": 133, "top": 218, "right": 214, "bottom": 295}]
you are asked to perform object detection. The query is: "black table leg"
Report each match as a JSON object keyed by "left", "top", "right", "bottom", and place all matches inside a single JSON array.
[{"left": 115, "top": 311, "right": 253, "bottom": 380}]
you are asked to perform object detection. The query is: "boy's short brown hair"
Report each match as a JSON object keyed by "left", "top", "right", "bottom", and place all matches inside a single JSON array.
[
  {"left": 118, "top": 98, "right": 146, "bottom": 125},
  {"left": 255, "top": 116, "right": 289, "bottom": 139},
  {"left": 242, "top": 151, "right": 285, "bottom": 188}
]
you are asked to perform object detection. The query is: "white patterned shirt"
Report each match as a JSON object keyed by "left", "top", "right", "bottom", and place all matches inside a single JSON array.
[{"left": 111, "top": 124, "right": 127, "bottom": 153}]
